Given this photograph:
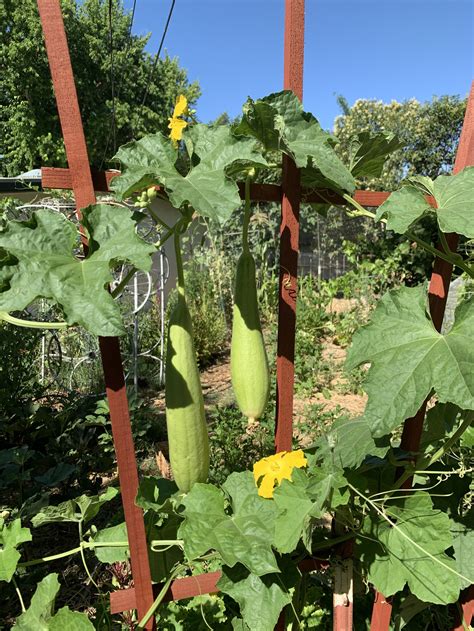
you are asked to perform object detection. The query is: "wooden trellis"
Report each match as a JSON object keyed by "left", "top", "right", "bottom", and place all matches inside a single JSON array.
[{"left": 34, "top": 0, "right": 473, "bottom": 629}]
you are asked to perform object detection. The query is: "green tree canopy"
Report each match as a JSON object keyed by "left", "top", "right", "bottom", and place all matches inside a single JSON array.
[
  {"left": 0, "top": 0, "right": 200, "bottom": 176},
  {"left": 333, "top": 94, "right": 467, "bottom": 190}
]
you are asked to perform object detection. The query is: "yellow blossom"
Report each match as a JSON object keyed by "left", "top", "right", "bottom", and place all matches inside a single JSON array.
[
  {"left": 168, "top": 94, "right": 188, "bottom": 146},
  {"left": 253, "top": 450, "right": 307, "bottom": 498}
]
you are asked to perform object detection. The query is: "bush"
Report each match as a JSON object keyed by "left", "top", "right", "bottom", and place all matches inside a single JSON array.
[{"left": 167, "top": 261, "right": 228, "bottom": 367}]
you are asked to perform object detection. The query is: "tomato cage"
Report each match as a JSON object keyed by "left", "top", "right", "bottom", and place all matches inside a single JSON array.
[{"left": 29, "top": 1, "right": 474, "bottom": 629}]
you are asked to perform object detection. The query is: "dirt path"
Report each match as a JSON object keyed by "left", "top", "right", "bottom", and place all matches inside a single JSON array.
[{"left": 195, "top": 341, "right": 367, "bottom": 420}]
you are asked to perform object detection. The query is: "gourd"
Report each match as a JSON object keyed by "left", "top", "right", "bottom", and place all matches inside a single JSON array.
[
  {"left": 165, "top": 229, "right": 209, "bottom": 492},
  {"left": 230, "top": 173, "right": 270, "bottom": 423}
]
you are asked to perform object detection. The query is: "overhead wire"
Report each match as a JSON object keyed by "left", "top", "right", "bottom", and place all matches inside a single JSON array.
[
  {"left": 99, "top": 0, "right": 138, "bottom": 170},
  {"left": 108, "top": 0, "right": 117, "bottom": 155},
  {"left": 100, "top": 0, "right": 177, "bottom": 169},
  {"left": 140, "top": 0, "right": 177, "bottom": 109}
]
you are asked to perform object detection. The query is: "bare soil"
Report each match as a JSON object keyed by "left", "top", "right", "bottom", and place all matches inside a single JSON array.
[{"left": 195, "top": 340, "right": 367, "bottom": 421}]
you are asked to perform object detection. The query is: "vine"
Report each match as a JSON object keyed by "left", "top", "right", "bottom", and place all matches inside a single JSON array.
[{"left": 0, "top": 90, "right": 472, "bottom": 629}]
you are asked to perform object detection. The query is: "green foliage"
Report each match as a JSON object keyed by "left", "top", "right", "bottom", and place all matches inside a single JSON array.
[
  {"left": 333, "top": 94, "right": 467, "bottom": 189},
  {"left": 208, "top": 406, "right": 274, "bottom": 486},
  {"left": 0, "top": 205, "right": 155, "bottom": 335},
  {"left": 112, "top": 125, "right": 268, "bottom": 221},
  {"left": 357, "top": 492, "right": 462, "bottom": 604},
  {"left": 173, "top": 261, "right": 228, "bottom": 367},
  {"left": 31, "top": 486, "right": 118, "bottom": 527},
  {"left": 0, "top": 322, "right": 43, "bottom": 418},
  {"left": 377, "top": 166, "right": 474, "bottom": 237},
  {"left": 13, "top": 573, "right": 94, "bottom": 630},
  {"left": 347, "top": 286, "right": 474, "bottom": 436},
  {"left": 235, "top": 91, "right": 355, "bottom": 193},
  {"left": 0, "top": 0, "right": 200, "bottom": 175},
  {"left": 1, "top": 89, "right": 473, "bottom": 629},
  {"left": 179, "top": 471, "right": 279, "bottom": 575},
  {"left": 0, "top": 518, "right": 32, "bottom": 582}
]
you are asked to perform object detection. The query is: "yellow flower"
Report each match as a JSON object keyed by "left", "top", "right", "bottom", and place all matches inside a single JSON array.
[
  {"left": 253, "top": 450, "right": 307, "bottom": 499},
  {"left": 168, "top": 94, "right": 188, "bottom": 146},
  {"left": 172, "top": 94, "right": 188, "bottom": 118}
]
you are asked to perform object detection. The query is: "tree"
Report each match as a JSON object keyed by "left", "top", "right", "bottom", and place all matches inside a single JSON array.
[
  {"left": 0, "top": 0, "right": 200, "bottom": 176},
  {"left": 333, "top": 94, "right": 467, "bottom": 190}
]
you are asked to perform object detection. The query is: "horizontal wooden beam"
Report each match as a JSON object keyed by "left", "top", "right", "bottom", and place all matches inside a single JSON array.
[
  {"left": 110, "top": 557, "right": 329, "bottom": 614},
  {"left": 42, "top": 166, "right": 436, "bottom": 209}
]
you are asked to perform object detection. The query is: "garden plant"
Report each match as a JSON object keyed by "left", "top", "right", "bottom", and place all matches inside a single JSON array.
[{"left": 0, "top": 89, "right": 472, "bottom": 629}]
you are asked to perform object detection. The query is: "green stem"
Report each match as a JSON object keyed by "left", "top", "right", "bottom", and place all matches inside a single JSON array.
[
  {"left": 17, "top": 541, "right": 130, "bottom": 568},
  {"left": 439, "top": 230, "right": 452, "bottom": 256},
  {"left": 12, "top": 576, "right": 26, "bottom": 613},
  {"left": 242, "top": 169, "right": 255, "bottom": 253},
  {"left": 79, "top": 521, "right": 99, "bottom": 590},
  {"left": 414, "top": 468, "right": 474, "bottom": 476},
  {"left": 111, "top": 227, "right": 175, "bottom": 299},
  {"left": 392, "top": 413, "right": 473, "bottom": 490},
  {"left": 405, "top": 232, "right": 474, "bottom": 279},
  {"left": 342, "top": 194, "right": 377, "bottom": 219},
  {"left": 137, "top": 565, "right": 182, "bottom": 629},
  {"left": 424, "top": 414, "right": 473, "bottom": 469},
  {"left": 311, "top": 532, "right": 355, "bottom": 552},
  {"left": 347, "top": 482, "right": 472, "bottom": 584},
  {"left": 0, "top": 312, "right": 69, "bottom": 330},
  {"left": 147, "top": 206, "right": 171, "bottom": 230},
  {"left": 174, "top": 227, "right": 185, "bottom": 296},
  {"left": 343, "top": 193, "right": 474, "bottom": 277}
]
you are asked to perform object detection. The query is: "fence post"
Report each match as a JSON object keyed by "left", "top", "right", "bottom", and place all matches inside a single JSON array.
[{"left": 36, "top": 2, "right": 156, "bottom": 627}]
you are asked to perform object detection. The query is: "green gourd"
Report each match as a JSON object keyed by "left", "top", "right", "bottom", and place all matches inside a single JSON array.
[
  {"left": 165, "top": 241, "right": 209, "bottom": 492},
  {"left": 231, "top": 251, "right": 270, "bottom": 422}
]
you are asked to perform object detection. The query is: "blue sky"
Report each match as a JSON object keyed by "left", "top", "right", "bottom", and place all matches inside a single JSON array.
[{"left": 123, "top": 0, "right": 473, "bottom": 130}]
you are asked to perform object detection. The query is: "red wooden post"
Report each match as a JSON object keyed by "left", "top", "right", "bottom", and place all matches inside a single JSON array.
[
  {"left": 370, "top": 81, "right": 474, "bottom": 631},
  {"left": 275, "top": 3, "right": 304, "bottom": 630},
  {"left": 275, "top": 0, "right": 305, "bottom": 453},
  {"left": 36, "top": 2, "right": 155, "bottom": 628}
]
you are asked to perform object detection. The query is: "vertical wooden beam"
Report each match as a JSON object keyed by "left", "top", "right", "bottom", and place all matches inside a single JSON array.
[
  {"left": 333, "top": 560, "right": 354, "bottom": 631},
  {"left": 36, "top": 2, "right": 155, "bottom": 628},
  {"left": 275, "top": 0, "right": 305, "bottom": 453},
  {"left": 370, "top": 80, "right": 474, "bottom": 631},
  {"left": 275, "top": 4, "right": 304, "bottom": 630}
]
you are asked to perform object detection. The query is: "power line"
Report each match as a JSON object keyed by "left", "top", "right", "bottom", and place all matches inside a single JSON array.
[
  {"left": 140, "top": 0, "right": 176, "bottom": 109},
  {"left": 108, "top": 0, "right": 117, "bottom": 155},
  {"left": 99, "top": 0, "right": 138, "bottom": 170}
]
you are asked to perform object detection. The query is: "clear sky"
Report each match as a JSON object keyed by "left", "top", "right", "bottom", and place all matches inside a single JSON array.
[{"left": 123, "top": 0, "right": 473, "bottom": 130}]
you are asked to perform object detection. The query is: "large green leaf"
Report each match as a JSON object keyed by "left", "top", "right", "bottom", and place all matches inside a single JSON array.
[
  {"left": 311, "top": 417, "right": 388, "bottom": 469},
  {"left": 111, "top": 125, "right": 267, "bottom": 223},
  {"left": 272, "top": 470, "right": 316, "bottom": 554},
  {"left": 178, "top": 471, "right": 279, "bottom": 576},
  {"left": 347, "top": 132, "right": 404, "bottom": 178},
  {"left": 272, "top": 467, "right": 349, "bottom": 554},
  {"left": 0, "top": 206, "right": 155, "bottom": 336},
  {"left": 49, "top": 607, "right": 95, "bottom": 630},
  {"left": 234, "top": 91, "right": 355, "bottom": 193},
  {"left": 32, "top": 487, "right": 118, "bottom": 527},
  {"left": 0, "top": 518, "right": 31, "bottom": 582},
  {"left": 346, "top": 285, "right": 474, "bottom": 436},
  {"left": 357, "top": 492, "right": 460, "bottom": 604},
  {"left": 218, "top": 561, "right": 298, "bottom": 631},
  {"left": 135, "top": 476, "right": 179, "bottom": 513},
  {"left": 13, "top": 573, "right": 94, "bottom": 630},
  {"left": 93, "top": 522, "right": 129, "bottom": 563},
  {"left": 376, "top": 167, "right": 474, "bottom": 237},
  {"left": 451, "top": 514, "right": 474, "bottom": 590},
  {"left": 14, "top": 573, "right": 60, "bottom": 630}
]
